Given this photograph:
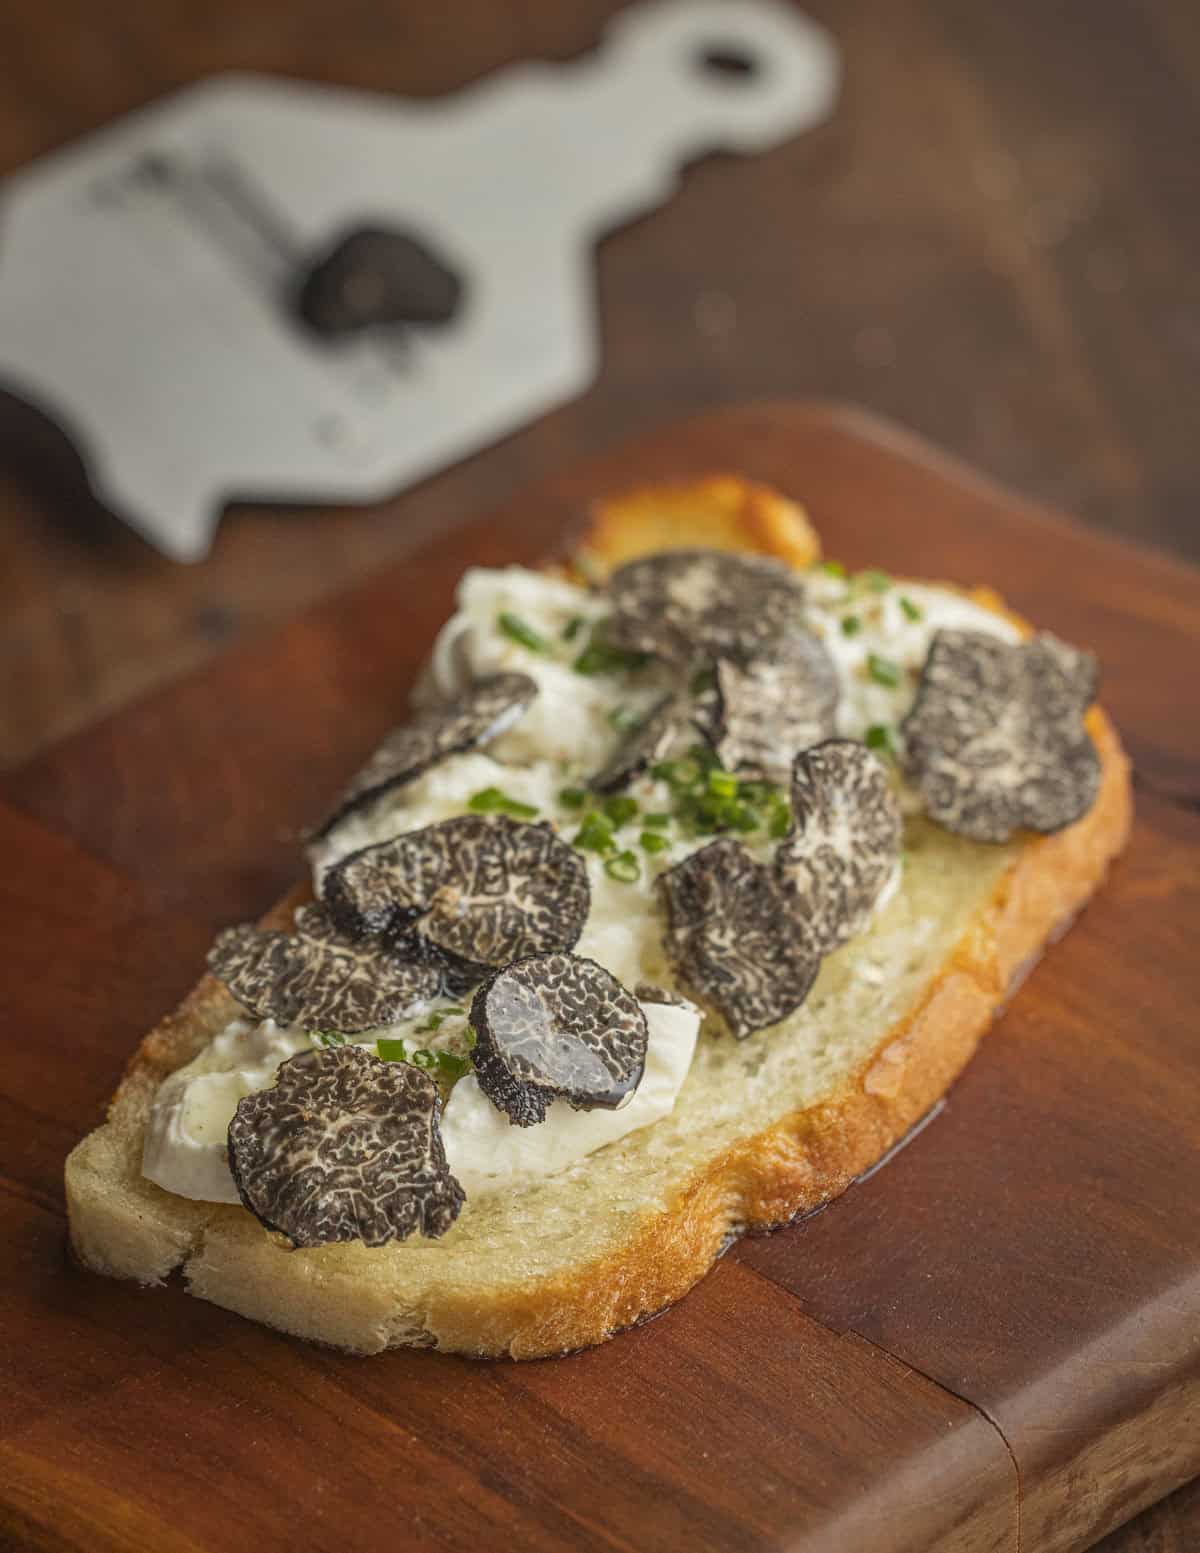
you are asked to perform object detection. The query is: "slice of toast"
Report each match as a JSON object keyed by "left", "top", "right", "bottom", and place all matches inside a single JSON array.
[{"left": 64, "top": 479, "right": 1132, "bottom": 1358}]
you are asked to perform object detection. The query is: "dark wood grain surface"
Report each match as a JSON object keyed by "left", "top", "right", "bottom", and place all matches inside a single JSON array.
[
  {"left": 1, "top": 0, "right": 1198, "bottom": 775},
  {"left": 2, "top": 405, "right": 1198, "bottom": 1553}
]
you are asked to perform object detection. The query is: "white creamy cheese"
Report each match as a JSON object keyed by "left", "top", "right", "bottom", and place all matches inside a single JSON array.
[
  {"left": 145, "top": 559, "right": 1017, "bottom": 1211},
  {"left": 438, "top": 1000, "right": 699, "bottom": 1196},
  {"left": 142, "top": 1000, "right": 700, "bottom": 1205}
]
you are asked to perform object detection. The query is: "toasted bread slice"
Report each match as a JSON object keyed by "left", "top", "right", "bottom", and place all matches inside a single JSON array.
[{"left": 65, "top": 479, "right": 1132, "bottom": 1357}]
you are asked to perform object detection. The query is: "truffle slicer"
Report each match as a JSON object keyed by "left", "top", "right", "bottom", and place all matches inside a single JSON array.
[{"left": 0, "top": 0, "right": 838, "bottom": 560}]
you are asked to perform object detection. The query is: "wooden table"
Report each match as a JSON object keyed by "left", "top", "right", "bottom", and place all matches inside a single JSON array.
[{"left": 1, "top": 3, "right": 1198, "bottom": 1548}]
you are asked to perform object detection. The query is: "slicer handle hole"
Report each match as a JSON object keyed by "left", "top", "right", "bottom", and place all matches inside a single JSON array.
[{"left": 694, "top": 43, "right": 763, "bottom": 82}]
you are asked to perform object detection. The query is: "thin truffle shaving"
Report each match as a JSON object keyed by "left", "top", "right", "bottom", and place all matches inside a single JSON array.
[
  {"left": 470, "top": 953, "right": 649, "bottom": 1126},
  {"left": 208, "top": 904, "right": 441, "bottom": 1033},
  {"left": 659, "top": 742, "right": 901, "bottom": 1037},
  {"left": 658, "top": 838, "right": 820, "bottom": 1039},
  {"left": 902, "top": 629, "right": 1100, "bottom": 843},
  {"left": 775, "top": 740, "right": 902, "bottom": 956},
  {"left": 227, "top": 1045, "right": 464, "bottom": 1248},
  {"left": 697, "top": 634, "right": 840, "bottom": 779},
  {"left": 324, "top": 813, "right": 590, "bottom": 969},
  {"left": 605, "top": 549, "right": 809, "bottom": 664},
  {"left": 315, "top": 671, "right": 537, "bottom": 838}
]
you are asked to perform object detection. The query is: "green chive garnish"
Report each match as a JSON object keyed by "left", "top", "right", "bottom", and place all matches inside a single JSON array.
[
  {"left": 558, "top": 786, "right": 587, "bottom": 808},
  {"left": 640, "top": 830, "right": 669, "bottom": 853},
  {"left": 841, "top": 614, "right": 862, "bottom": 637},
  {"left": 652, "top": 757, "right": 702, "bottom": 789},
  {"left": 604, "top": 850, "right": 641, "bottom": 883},
  {"left": 867, "top": 653, "right": 901, "bottom": 688},
  {"left": 435, "top": 1051, "right": 471, "bottom": 1080},
  {"left": 858, "top": 569, "right": 891, "bottom": 593},
  {"left": 498, "top": 611, "right": 551, "bottom": 653},
  {"left": 468, "top": 786, "right": 539, "bottom": 818},
  {"left": 899, "top": 596, "right": 922, "bottom": 622},
  {"left": 768, "top": 803, "right": 791, "bottom": 840},
  {"left": 572, "top": 621, "right": 649, "bottom": 676},
  {"left": 313, "top": 1030, "right": 349, "bottom": 1048},
  {"left": 410, "top": 1048, "right": 438, "bottom": 1070},
  {"left": 820, "top": 560, "right": 847, "bottom": 578},
  {"left": 573, "top": 812, "right": 616, "bottom": 853},
  {"left": 643, "top": 811, "right": 671, "bottom": 828},
  {"left": 603, "top": 794, "right": 639, "bottom": 827},
  {"left": 562, "top": 615, "right": 585, "bottom": 642},
  {"left": 865, "top": 724, "right": 894, "bottom": 752},
  {"left": 706, "top": 770, "right": 738, "bottom": 800},
  {"left": 376, "top": 1037, "right": 408, "bottom": 1062}
]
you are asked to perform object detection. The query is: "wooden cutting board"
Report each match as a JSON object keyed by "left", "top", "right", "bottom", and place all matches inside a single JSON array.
[{"left": 2, "top": 404, "right": 1198, "bottom": 1553}]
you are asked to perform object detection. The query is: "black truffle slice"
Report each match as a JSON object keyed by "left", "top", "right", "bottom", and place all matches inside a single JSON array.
[
  {"left": 697, "top": 633, "right": 840, "bottom": 779},
  {"left": 315, "top": 672, "right": 538, "bottom": 838},
  {"left": 227, "top": 1045, "right": 464, "bottom": 1248},
  {"left": 208, "top": 904, "right": 441, "bottom": 1033},
  {"left": 469, "top": 953, "right": 649, "bottom": 1126},
  {"left": 657, "top": 838, "right": 819, "bottom": 1039},
  {"left": 589, "top": 692, "right": 683, "bottom": 793},
  {"left": 606, "top": 549, "right": 808, "bottom": 664},
  {"left": 902, "top": 629, "right": 1101, "bottom": 844},
  {"left": 774, "top": 740, "right": 902, "bottom": 957},
  {"left": 324, "top": 814, "right": 590, "bottom": 969}
]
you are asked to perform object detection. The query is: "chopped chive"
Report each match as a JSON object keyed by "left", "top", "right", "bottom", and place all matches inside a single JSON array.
[
  {"left": 688, "top": 743, "right": 722, "bottom": 772},
  {"left": 603, "top": 794, "right": 639, "bottom": 827},
  {"left": 706, "top": 770, "right": 739, "bottom": 800},
  {"left": 819, "top": 560, "right": 847, "bottom": 578},
  {"left": 730, "top": 804, "right": 759, "bottom": 833},
  {"left": 573, "top": 812, "right": 616, "bottom": 853},
  {"left": 435, "top": 1051, "right": 471, "bottom": 1080},
  {"left": 768, "top": 803, "right": 791, "bottom": 840},
  {"left": 464, "top": 1026, "right": 478, "bottom": 1049},
  {"left": 652, "top": 758, "right": 702, "bottom": 790},
  {"left": 865, "top": 723, "right": 894, "bottom": 753},
  {"left": 841, "top": 614, "right": 862, "bottom": 637},
  {"left": 312, "top": 1030, "right": 349, "bottom": 1048},
  {"left": 562, "top": 615, "right": 585, "bottom": 642},
  {"left": 640, "top": 830, "right": 669, "bottom": 853},
  {"left": 690, "top": 665, "right": 717, "bottom": 696},
  {"left": 858, "top": 569, "right": 891, "bottom": 593},
  {"left": 607, "top": 704, "right": 640, "bottom": 733},
  {"left": 410, "top": 1048, "right": 438, "bottom": 1070},
  {"left": 558, "top": 786, "right": 587, "bottom": 808},
  {"left": 497, "top": 611, "right": 551, "bottom": 653},
  {"left": 643, "top": 811, "right": 671, "bottom": 828},
  {"left": 604, "top": 849, "right": 641, "bottom": 883},
  {"left": 867, "top": 653, "right": 902, "bottom": 688},
  {"left": 468, "top": 786, "right": 539, "bottom": 819},
  {"left": 899, "top": 595, "right": 922, "bottom": 622},
  {"left": 376, "top": 1037, "right": 408, "bottom": 1062},
  {"left": 572, "top": 621, "right": 649, "bottom": 676}
]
